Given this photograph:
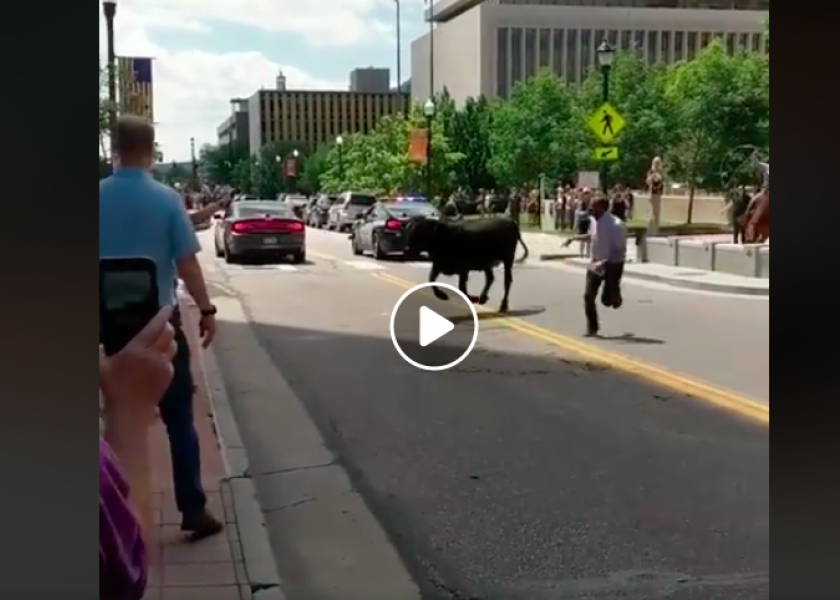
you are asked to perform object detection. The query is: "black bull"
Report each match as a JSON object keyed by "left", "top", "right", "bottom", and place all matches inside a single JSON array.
[{"left": 404, "top": 217, "right": 530, "bottom": 313}]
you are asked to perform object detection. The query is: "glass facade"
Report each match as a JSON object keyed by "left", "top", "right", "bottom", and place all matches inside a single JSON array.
[{"left": 493, "top": 24, "right": 767, "bottom": 96}]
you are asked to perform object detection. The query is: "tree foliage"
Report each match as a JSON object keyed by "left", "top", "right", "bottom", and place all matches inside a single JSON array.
[
  {"left": 489, "top": 70, "right": 586, "bottom": 187},
  {"left": 661, "top": 40, "right": 769, "bottom": 219}
]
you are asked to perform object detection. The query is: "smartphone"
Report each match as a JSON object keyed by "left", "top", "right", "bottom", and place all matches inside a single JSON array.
[{"left": 99, "top": 257, "right": 160, "bottom": 356}]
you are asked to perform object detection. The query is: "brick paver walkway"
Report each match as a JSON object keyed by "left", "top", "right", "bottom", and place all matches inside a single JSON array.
[{"left": 143, "top": 302, "right": 251, "bottom": 600}]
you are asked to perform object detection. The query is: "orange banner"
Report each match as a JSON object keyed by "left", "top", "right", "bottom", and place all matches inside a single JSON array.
[{"left": 408, "top": 128, "right": 428, "bottom": 164}]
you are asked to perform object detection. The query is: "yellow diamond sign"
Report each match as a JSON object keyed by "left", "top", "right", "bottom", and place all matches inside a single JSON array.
[{"left": 588, "top": 102, "right": 625, "bottom": 144}]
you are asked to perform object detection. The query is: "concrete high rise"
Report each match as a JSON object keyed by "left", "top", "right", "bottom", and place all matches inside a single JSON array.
[
  {"left": 410, "top": 0, "right": 769, "bottom": 103},
  {"left": 350, "top": 68, "right": 391, "bottom": 93}
]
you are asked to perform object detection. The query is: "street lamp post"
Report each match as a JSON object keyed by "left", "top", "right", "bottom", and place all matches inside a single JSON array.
[
  {"left": 423, "top": 99, "right": 435, "bottom": 202},
  {"left": 275, "top": 155, "right": 282, "bottom": 194},
  {"left": 288, "top": 149, "right": 300, "bottom": 193},
  {"left": 336, "top": 135, "right": 344, "bottom": 184},
  {"left": 102, "top": 0, "right": 118, "bottom": 162},
  {"left": 596, "top": 40, "right": 615, "bottom": 194}
]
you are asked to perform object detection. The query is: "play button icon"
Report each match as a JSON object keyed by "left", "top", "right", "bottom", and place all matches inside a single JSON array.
[
  {"left": 390, "top": 282, "right": 479, "bottom": 371},
  {"left": 419, "top": 306, "right": 454, "bottom": 347}
]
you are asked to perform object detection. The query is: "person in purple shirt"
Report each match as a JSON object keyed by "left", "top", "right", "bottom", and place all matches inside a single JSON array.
[{"left": 100, "top": 307, "right": 177, "bottom": 600}]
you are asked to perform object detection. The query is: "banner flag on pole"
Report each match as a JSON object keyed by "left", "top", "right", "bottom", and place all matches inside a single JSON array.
[{"left": 117, "top": 57, "right": 154, "bottom": 122}]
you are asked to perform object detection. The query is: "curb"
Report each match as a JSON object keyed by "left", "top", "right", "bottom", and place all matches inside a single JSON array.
[
  {"left": 548, "top": 257, "right": 769, "bottom": 296},
  {"left": 200, "top": 345, "right": 287, "bottom": 600}
]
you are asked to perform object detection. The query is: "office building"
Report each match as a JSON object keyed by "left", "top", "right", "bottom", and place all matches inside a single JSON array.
[
  {"left": 216, "top": 98, "right": 250, "bottom": 150},
  {"left": 410, "top": 0, "right": 769, "bottom": 103},
  {"left": 246, "top": 89, "right": 410, "bottom": 155},
  {"left": 350, "top": 67, "right": 391, "bottom": 93}
]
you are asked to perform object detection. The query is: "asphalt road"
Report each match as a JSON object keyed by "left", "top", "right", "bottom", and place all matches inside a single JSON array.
[{"left": 201, "top": 227, "right": 769, "bottom": 600}]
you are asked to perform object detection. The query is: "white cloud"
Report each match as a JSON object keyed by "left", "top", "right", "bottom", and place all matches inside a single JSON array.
[
  {"left": 99, "top": 4, "right": 343, "bottom": 161},
  {"left": 111, "top": 0, "right": 397, "bottom": 48}
]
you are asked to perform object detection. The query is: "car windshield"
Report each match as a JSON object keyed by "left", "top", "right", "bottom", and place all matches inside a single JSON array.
[
  {"left": 385, "top": 203, "right": 439, "bottom": 217},
  {"left": 236, "top": 204, "right": 294, "bottom": 218},
  {"left": 347, "top": 194, "right": 376, "bottom": 207}
]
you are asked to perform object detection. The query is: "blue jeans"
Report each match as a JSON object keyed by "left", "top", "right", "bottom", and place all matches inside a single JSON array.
[{"left": 158, "top": 325, "right": 207, "bottom": 519}]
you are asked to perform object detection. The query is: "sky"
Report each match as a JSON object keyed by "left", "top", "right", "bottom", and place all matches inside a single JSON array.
[{"left": 98, "top": 0, "right": 428, "bottom": 162}]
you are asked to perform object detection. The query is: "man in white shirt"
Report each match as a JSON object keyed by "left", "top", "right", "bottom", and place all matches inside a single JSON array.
[{"left": 563, "top": 197, "right": 626, "bottom": 336}]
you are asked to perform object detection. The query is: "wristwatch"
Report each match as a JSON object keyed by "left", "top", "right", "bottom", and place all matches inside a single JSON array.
[{"left": 200, "top": 305, "right": 218, "bottom": 317}]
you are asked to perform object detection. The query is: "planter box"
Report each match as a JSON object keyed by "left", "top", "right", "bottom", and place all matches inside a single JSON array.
[
  {"left": 713, "top": 243, "right": 762, "bottom": 277},
  {"left": 676, "top": 239, "right": 716, "bottom": 271},
  {"left": 758, "top": 246, "right": 770, "bottom": 279},
  {"left": 644, "top": 237, "right": 678, "bottom": 266}
]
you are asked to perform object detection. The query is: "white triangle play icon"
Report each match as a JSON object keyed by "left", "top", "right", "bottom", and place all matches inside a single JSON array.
[{"left": 419, "top": 306, "right": 455, "bottom": 347}]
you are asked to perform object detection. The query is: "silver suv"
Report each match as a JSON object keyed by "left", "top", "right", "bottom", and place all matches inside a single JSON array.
[{"left": 327, "top": 192, "right": 377, "bottom": 232}]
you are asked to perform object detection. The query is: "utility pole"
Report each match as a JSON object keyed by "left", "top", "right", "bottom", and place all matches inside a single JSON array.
[
  {"left": 395, "top": 0, "right": 402, "bottom": 91},
  {"left": 103, "top": 0, "right": 117, "bottom": 162},
  {"left": 428, "top": 0, "right": 435, "bottom": 97}
]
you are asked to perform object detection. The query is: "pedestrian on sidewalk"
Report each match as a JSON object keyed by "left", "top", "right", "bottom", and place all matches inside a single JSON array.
[
  {"left": 573, "top": 189, "right": 593, "bottom": 257},
  {"left": 562, "top": 197, "right": 627, "bottom": 337},
  {"left": 100, "top": 116, "right": 223, "bottom": 540},
  {"left": 646, "top": 156, "right": 665, "bottom": 236},
  {"left": 100, "top": 307, "right": 176, "bottom": 600}
]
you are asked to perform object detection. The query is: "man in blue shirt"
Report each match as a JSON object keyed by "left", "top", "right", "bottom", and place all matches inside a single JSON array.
[{"left": 100, "top": 116, "right": 222, "bottom": 539}]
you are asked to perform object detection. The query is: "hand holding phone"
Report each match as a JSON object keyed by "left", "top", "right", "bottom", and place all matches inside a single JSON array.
[{"left": 100, "top": 257, "right": 161, "bottom": 356}]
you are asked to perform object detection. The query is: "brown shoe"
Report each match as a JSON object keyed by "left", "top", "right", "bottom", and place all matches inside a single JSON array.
[{"left": 182, "top": 511, "right": 224, "bottom": 541}]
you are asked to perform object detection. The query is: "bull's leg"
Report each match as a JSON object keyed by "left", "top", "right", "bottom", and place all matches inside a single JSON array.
[
  {"left": 429, "top": 265, "right": 448, "bottom": 300},
  {"left": 478, "top": 268, "right": 494, "bottom": 305},
  {"left": 499, "top": 260, "right": 513, "bottom": 313},
  {"left": 458, "top": 272, "right": 479, "bottom": 303}
]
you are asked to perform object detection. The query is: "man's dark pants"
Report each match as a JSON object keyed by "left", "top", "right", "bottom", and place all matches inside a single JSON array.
[
  {"left": 584, "top": 262, "right": 624, "bottom": 333},
  {"left": 158, "top": 319, "right": 207, "bottom": 520}
]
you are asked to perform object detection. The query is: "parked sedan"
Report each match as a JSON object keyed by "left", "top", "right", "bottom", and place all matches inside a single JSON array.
[
  {"left": 214, "top": 201, "right": 306, "bottom": 263},
  {"left": 350, "top": 200, "right": 440, "bottom": 259}
]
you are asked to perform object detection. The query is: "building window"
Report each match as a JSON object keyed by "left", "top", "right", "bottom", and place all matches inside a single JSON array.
[
  {"left": 511, "top": 28, "right": 523, "bottom": 86},
  {"left": 525, "top": 28, "right": 537, "bottom": 79},
  {"left": 553, "top": 29, "right": 565, "bottom": 80},
  {"left": 607, "top": 29, "right": 618, "bottom": 48},
  {"left": 751, "top": 32, "right": 761, "bottom": 53},
  {"left": 620, "top": 30, "right": 631, "bottom": 51},
  {"left": 497, "top": 28, "right": 509, "bottom": 98},
  {"left": 674, "top": 31, "right": 684, "bottom": 61},
  {"left": 647, "top": 30, "right": 658, "bottom": 64},
  {"left": 701, "top": 31, "right": 711, "bottom": 50},
  {"left": 633, "top": 30, "right": 645, "bottom": 54},
  {"left": 566, "top": 28, "right": 577, "bottom": 84},
  {"left": 726, "top": 33, "right": 736, "bottom": 55},
  {"left": 739, "top": 33, "right": 750, "bottom": 53},
  {"left": 539, "top": 28, "right": 551, "bottom": 70},
  {"left": 661, "top": 31, "right": 671, "bottom": 62},
  {"left": 580, "top": 29, "right": 592, "bottom": 78},
  {"left": 687, "top": 31, "right": 698, "bottom": 59}
]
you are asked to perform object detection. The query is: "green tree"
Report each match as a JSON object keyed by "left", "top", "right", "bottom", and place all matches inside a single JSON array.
[
  {"left": 450, "top": 96, "right": 496, "bottom": 193},
  {"left": 662, "top": 40, "right": 770, "bottom": 221},
  {"left": 231, "top": 157, "right": 257, "bottom": 193},
  {"left": 200, "top": 143, "right": 249, "bottom": 186},
  {"left": 577, "top": 50, "right": 674, "bottom": 188},
  {"left": 298, "top": 145, "right": 330, "bottom": 194},
  {"left": 488, "top": 70, "right": 586, "bottom": 188},
  {"left": 319, "top": 111, "right": 461, "bottom": 197}
]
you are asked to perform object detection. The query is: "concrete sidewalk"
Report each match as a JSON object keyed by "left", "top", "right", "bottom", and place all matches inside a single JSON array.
[
  {"left": 143, "top": 299, "right": 284, "bottom": 600},
  {"left": 521, "top": 231, "right": 768, "bottom": 296}
]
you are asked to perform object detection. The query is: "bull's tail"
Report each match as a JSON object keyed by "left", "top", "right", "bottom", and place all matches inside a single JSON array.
[{"left": 515, "top": 228, "right": 530, "bottom": 264}]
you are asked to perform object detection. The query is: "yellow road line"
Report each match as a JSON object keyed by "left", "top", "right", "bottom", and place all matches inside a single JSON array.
[
  {"left": 307, "top": 249, "right": 339, "bottom": 261},
  {"left": 371, "top": 272, "right": 769, "bottom": 425}
]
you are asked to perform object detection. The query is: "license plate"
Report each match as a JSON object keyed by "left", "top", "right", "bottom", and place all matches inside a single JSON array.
[{"left": 263, "top": 237, "right": 278, "bottom": 245}]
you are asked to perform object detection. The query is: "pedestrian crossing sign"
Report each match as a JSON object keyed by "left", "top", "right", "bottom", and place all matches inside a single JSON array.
[{"left": 588, "top": 102, "right": 625, "bottom": 144}]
